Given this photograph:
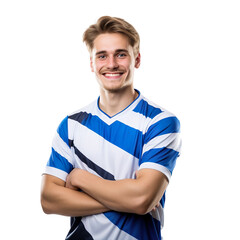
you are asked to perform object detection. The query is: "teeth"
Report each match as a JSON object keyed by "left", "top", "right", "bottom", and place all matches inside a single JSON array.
[{"left": 105, "top": 73, "right": 121, "bottom": 77}]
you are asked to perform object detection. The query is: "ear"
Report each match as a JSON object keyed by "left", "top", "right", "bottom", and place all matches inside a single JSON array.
[
  {"left": 134, "top": 53, "right": 141, "bottom": 69},
  {"left": 90, "top": 57, "right": 94, "bottom": 72}
]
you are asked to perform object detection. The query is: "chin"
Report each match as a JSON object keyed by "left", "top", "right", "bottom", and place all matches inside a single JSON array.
[
  {"left": 101, "top": 85, "right": 124, "bottom": 93},
  {"left": 102, "top": 83, "right": 134, "bottom": 93}
]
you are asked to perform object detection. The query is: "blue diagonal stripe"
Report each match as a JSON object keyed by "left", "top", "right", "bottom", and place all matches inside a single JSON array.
[
  {"left": 141, "top": 147, "right": 179, "bottom": 174},
  {"left": 69, "top": 112, "right": 143, "bottom": 159},
  {"left": 47, "top": 147, "right": 73, "bottom": 174},
  {"left": 144, "top": 116, "right": 180, "bottom": 144},
  {"left": 133, "top": 99, "right": 162, "bottom": 119},
  {"left": 57, "top": 116, "right": 69, "bottom": 147},
  {"left": 104, "top": 211, "right": 161, "bottom": 240}
]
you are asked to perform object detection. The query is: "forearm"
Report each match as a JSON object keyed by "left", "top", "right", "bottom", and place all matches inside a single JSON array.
[
  {"left": 72, "top": 169, "right": 165, "bottom": 214},
  {"left": 79, "top": 176, "right": 142, "bottom": 213},
  {"left": 41, "top": 175, "right": 109, "bottom": 217}
]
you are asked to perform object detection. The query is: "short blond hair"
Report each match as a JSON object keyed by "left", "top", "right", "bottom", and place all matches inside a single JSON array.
[{"left": 83, "top": 16, "right": 140, "bottom": 56}]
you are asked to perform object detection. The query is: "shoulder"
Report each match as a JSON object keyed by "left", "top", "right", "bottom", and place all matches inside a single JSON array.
[
  {"left": 56, "top": 99, "right": 97, "bottom": 138},
  {"left": 138, "top": 95, "right": 179, "bottom": 124},
  {"left": 134, "top": 95, "right": 178, "bottom": 121},
  {"left": 68, "top": 99, "right": 97, "bottom": 118},
  {"left": 138, "top": 96, "right": 180, "bottom": 140},
  {"left": 65, "top": 99, "right": 99, "bottom": 125}
]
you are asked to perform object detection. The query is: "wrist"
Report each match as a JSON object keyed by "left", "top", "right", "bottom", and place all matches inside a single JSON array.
[
  {"left": 76, "top": 170, "right": 100, "bottom": 193},
  {"left": 70, "top": 169, "right": 84, "bottom": 189}
]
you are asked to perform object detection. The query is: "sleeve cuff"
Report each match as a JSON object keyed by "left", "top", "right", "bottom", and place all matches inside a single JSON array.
[
  {"left": 42, "top": 166, "right": 68, "bottom": 182},
  {"left": 139, "top": 162, "right": 171, "bottom": 182}
]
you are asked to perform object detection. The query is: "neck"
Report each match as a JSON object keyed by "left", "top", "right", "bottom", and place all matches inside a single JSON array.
[{"left": 99, "top": 86, "right": 138, "bottom": 117}]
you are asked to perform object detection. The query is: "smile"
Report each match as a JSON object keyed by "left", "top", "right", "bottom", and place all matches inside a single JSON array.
[
  {"left": 102, "top": 72, "right": 124, "bottom": 79},
  {"left": 105, "top": 73, "right": 121, "bottom": 77}
]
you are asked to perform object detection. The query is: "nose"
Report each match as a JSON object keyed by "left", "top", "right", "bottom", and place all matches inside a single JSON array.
[{"left": 107, "top": 55, "right": 119, "bottom": 69}]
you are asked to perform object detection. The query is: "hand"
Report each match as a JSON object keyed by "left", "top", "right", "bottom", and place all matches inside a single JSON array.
[
  {"left": 66, "top": 168, "right": 81, "bottom": 191},
  {"left": 152, "top": 202, "right": 160, "bottom": 211}
]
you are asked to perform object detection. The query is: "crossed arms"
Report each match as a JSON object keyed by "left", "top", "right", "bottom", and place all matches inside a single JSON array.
[{"left": 41, "top": 168, "right": 168, "bottom": 216}]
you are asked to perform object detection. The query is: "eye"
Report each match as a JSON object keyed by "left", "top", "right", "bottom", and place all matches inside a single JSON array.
[
  {"left": 97, "top": 55, "right": 106, "bottom": 60},
  {"left": 117, "top": 53, "right": 127, "bottom": 58}
]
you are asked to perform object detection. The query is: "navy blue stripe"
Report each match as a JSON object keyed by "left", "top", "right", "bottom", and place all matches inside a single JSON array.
[
  {"left": 66, "top": 217, "right": 93, "bottom": 240},
  {"left": 69, "top": 139, "right": 74, "bottom": 147},
  {"left": 74, "top": 146, "right": 115, "bottom": 180},
  {"left": 144, "top": 116, "right": 180, "bottom": 144},
  {"left": 104, "top": 211, "right": 161, "bottom": 240},
  {"left": 69, "top": 111, "right": 89, "bottom": 123},
  {"left": 57, "top": 116, "right": 70, "bottom": 147},
  {"left": 69, "top": 112, "right": 143, "bottom": 159},
  {"left": 133, "top": 99, "right": 162, "bottom": 119},
  {"left": 47, "top": 147, "right": 73, "bottom": 174},
  {"left": 141, "top": 148, "right": 179, "bottom": 174}
]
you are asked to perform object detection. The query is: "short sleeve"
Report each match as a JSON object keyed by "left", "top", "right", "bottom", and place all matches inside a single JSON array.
[
  {"left": 43, "top": 116, "right": 74, "bottom": 181},
  {"left": 139, "top": 114, "right": 181, "bottom": 181}
]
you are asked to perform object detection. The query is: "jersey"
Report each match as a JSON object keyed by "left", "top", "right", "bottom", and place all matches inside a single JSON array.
[{"left": 44, "top": 90, "right": 181, "bottom": 240}]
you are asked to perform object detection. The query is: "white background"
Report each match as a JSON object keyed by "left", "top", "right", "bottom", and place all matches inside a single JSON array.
[{"left": 1, "top": 0, "right": 239, "bottom": 239}]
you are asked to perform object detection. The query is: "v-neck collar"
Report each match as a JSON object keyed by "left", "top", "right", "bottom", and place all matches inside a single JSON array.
[{"left": 96, "top": 89, "right": 142, "bottom": 121}]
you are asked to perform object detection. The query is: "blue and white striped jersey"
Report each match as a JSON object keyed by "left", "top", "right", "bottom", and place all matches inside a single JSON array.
[{"left": 44, "top": 90, "right": 181, "bottom": 240}]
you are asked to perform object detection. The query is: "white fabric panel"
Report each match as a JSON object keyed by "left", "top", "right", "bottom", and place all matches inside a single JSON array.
[
  {"left": 142, "top": 133, "right": 181, "bottom": 154},
  {"left": 82, "top": 214, "right": 137, "bottom": 240},
  {"left": 150, "top": 203, "right": 164, "bottom": 228},
  {"left": 52, "top": 132, "right": 74, "bottom": 165},
  {"left": 117, "top": 109, "right": 152, "bottom": 131}
]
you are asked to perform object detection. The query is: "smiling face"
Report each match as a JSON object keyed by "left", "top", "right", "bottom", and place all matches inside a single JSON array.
[{"left": 90, "top": 33, "right": 140, "bottom": 92}]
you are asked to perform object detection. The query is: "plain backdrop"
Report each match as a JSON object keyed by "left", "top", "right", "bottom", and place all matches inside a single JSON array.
[{"left": 1, "top": 0, "right": 239, "bottom": 239}]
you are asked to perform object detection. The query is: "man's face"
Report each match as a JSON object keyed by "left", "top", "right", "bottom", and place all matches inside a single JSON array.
[{"left": 90, "top": 33, "right": 140, "bottom": 92}]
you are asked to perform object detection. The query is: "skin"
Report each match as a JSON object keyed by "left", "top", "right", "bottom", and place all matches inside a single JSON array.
[{"left": 41, "top": 33, "right": 168, "bottom": 216}]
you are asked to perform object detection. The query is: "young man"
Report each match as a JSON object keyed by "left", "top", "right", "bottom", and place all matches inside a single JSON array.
[{"left": 41, "top": 16, "right": 181, "bottom": 240}]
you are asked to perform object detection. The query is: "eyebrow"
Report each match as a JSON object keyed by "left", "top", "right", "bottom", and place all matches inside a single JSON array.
[{"left": 95, "top": 49, "right": 129, "bottom": 55}]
